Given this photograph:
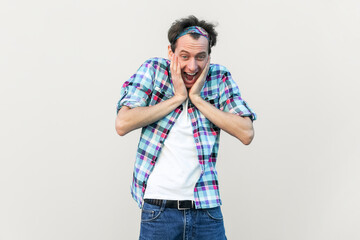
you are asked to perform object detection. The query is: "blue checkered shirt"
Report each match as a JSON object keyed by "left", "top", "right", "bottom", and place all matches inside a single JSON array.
[{"left": 117, "top": 57, "right": 256, "bottom": 209}]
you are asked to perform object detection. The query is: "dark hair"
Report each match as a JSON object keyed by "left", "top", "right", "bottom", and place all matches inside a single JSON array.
[{"left": 168, "top": 15, "right": 218, "bottom": 54}]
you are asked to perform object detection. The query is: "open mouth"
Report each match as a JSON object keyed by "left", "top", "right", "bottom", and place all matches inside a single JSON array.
[{"left": 183, "top": 71, "right": 198, "bottom": 83}]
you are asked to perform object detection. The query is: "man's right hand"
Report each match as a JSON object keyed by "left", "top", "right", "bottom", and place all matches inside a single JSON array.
[
  {"left": 170, "top": 54, "right": 188, "bottom": 102},
  {"left": 116, "top": 56, "right": 187, "bottom": 136}
]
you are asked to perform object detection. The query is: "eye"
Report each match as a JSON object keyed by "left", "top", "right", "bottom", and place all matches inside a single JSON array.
[
  {"left": 197, "top": 55, "right": 206, "bottom": 60},
  {"left": 181, "top": 55, "right": 189, "bottom": 60}
]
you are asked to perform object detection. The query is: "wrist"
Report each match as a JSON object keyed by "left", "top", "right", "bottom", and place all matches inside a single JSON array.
[
  {"left": 189, "top": 93, "right": 203, "bottom": 104},
  {"left": 172, "top": 94, "right": 187, "bottom": 104}
]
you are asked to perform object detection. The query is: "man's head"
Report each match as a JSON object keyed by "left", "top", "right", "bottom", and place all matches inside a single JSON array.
[{"left": 167, "top": 16, "right": 218, "bottom": 88}]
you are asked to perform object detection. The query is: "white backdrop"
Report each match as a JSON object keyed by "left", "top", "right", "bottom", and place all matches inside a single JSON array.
[{"left": 1, "top": 0, "right": 359, "bottom": 239}]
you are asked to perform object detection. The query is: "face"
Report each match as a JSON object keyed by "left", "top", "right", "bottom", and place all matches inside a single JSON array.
[{"left": 168, "top": 34, "right": 209, "bottom": 89}]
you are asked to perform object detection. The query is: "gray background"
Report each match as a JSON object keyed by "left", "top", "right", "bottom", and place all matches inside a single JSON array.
[{"left": 1, "top": 0, "right": 359, "bottom": 239}]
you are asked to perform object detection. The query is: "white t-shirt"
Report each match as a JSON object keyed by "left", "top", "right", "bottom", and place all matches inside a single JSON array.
[{"left": 144, "top": 99, "right": 201, "bottom": 200}]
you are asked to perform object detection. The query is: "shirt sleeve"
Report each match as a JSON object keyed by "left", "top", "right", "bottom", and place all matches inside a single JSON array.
[
  {"left": 218, "top": 69, "right": 257, "bottom": 121},
  {"left": 116, "top": 60, "right": 155, "bottom": 113}
]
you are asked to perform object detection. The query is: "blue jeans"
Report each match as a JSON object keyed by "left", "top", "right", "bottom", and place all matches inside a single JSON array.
[{"left": 139, "top": 200, "right": 227, "bottom": 240}]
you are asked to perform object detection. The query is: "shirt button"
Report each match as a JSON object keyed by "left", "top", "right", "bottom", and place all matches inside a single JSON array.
[{"left": 195, "top": 139, "right": 199, "bottom": 143}]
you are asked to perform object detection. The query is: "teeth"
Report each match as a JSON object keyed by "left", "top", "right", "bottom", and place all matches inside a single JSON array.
[{"left": 186, "top": 72, "right": 197, "bottom": 76}]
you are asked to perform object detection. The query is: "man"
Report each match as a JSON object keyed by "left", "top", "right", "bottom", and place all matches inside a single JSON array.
[{"left": 116, "top": 15, "right": 256, "bottom": 240}]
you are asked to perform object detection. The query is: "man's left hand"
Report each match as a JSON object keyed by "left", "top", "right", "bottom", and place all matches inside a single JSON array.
[{"left": 189, "top": 57, "right": 211, "bottom": 101}]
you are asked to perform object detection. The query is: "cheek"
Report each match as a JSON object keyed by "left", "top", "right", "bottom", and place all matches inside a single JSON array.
[
  {"left": 198, "top": 62, "right": 206, "bottom": 72},
  {"left": 179, "top": 62, "right": 186, "bottom": 72}
]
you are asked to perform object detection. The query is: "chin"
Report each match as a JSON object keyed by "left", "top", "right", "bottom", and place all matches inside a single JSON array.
[{"left": 185, "top": 83, "right": 194, "bottom": 89}]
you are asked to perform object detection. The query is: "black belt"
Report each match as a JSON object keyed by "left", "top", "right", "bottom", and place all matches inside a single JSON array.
[{"left": 144, "top": 199, "right": 195, "bottom": 210}]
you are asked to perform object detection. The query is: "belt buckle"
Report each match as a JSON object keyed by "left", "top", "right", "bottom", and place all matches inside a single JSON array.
[{"left": 177, "top": 200, "right": 192, "bottom": 210}]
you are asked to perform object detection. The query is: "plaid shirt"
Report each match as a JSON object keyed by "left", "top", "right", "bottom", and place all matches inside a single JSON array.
[{"left": 117, "top": 57, "right": 256, "bottom": 209}]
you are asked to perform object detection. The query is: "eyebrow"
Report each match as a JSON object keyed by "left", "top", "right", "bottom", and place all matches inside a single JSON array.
[{"left": 179, "top": 50, "right": 207, "bottom": 56}]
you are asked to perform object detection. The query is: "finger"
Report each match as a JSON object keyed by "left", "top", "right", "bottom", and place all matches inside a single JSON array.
[
  {"left": 170, "top": 54, "right": 174, "bottom": 71},
  {"left": 196, "top": 62, "right": 209, "bottom": 84},
  {"left": 200, "top": 62, "right": 209, "bottom": 78},
  {"left": 172, "top": 55, "right": 176, "bottom": 73},
  {"left": 176, "top": 56, "right": 181, "bottom": 75},
  {"left": 205, "top": 56, "right": 211, "bottom": 71},
  {"left": 206, "top": 56, "right": 210, "bottom": 69},
  {"left": 174, "top": 55, "right": 178, "bottom": 74},
  {"left": 172, "top": 55, "right": 178, "bottom": 76}
]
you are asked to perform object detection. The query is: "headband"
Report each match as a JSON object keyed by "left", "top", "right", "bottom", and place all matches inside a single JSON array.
[{"left": 175, "top": 26, "right": 209, "bottom": 41}]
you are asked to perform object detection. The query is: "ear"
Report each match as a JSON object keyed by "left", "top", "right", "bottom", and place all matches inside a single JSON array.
[{"left": 168, "top": 45, "right": 174, "bottom": 59}]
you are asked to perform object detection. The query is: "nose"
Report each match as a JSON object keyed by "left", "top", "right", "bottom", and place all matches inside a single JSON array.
[{"left": 187, "top": 58, "right": 198, "bottom": 72}]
